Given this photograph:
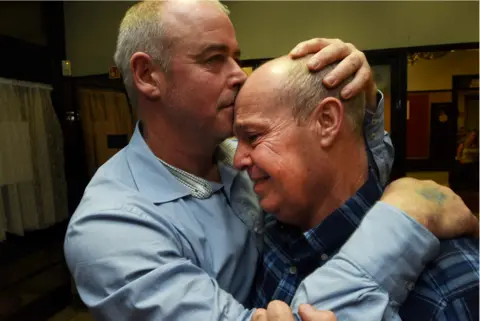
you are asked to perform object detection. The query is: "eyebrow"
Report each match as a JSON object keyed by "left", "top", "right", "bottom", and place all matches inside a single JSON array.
[
  {"left": 196, "top": 43, "right": 241, "bottom": 60},
  {"left": 234, "top": 118, "right": 266, "bottom": 136}
]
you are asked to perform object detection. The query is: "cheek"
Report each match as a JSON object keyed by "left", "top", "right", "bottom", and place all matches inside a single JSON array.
[
  {"left": 250, "top": 144, "right": 283, "bottom": 178},
  {"left": 252, "top": 144, "right": 307, "bottom": 187},
  {"left": 185, "top": 67, "right": 226, "bottom": 97}
]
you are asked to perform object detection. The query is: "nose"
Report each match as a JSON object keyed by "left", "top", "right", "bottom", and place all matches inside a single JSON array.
[
  {"left": 233, "top": 140, "right": 252, "bottom": 171},
  {"left": 227, "top": 58, "right": 247, "bottom": 89}
]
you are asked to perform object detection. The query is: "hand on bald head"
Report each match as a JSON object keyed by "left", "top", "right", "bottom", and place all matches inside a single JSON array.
[{"left": 236, "top": 55, "right": 365, "bottom": 138}]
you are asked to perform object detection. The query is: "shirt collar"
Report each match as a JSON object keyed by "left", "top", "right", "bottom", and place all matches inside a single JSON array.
[
  {"left": 126, "top": 122, "right": 240, "bottom": 203},
  {"left": 126, "top": 124, "right": 191, "bottom": 204},
  {"left": 303, "top": 168, "right": 383, "bottom": 256}
]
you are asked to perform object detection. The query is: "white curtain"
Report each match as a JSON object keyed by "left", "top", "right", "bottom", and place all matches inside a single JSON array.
[{"left": 0, "top": 77, "right": 69, "bottom": 241}]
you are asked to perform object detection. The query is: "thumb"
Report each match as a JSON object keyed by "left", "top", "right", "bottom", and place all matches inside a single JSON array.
[{"left": 298, "top": 304, "right": 337, "bottom": 321}]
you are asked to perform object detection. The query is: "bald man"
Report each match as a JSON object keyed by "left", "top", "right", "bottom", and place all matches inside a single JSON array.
[{"left": 233, "top": 55, "right": 479, "bottom": 321}]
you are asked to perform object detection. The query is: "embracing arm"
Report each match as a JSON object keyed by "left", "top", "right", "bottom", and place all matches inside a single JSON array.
[
  {"left": 286, "top": 178, "right": 477, "bottom": 321},
  {"left": 290, "top": 201, "right": 439, "bottom": 321},
  {"left": 64, "top": 209, "right": 256, "bottom": 321},
  {"left": 65, "top": 204, "right": 437, "bottom": 321}
]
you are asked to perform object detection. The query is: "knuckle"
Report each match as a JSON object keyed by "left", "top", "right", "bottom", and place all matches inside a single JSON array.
[
  {"left": 267, "top": 300, "right": 284, "bottom": 310},
  {"left": 348, "top": 59, "right": 360, "bottom": 71},
  {"left": 361, "top": 71, "right": 370, "bottom": 82}
]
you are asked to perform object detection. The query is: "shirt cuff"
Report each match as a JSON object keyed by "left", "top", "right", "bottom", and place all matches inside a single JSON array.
[
  {"left": 366, "top": 90, "right": 383, "bottom": 115},
  {"left": 339, "top": 201, "right": 440, "bottom": 306}
]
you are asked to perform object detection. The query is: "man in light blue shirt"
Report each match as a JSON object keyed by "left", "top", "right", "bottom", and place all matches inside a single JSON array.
[{"left": 64, "top": 1, "right": 476, "bottom": 321}]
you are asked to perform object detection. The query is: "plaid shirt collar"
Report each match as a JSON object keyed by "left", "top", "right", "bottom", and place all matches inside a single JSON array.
[
  {"left": 252, "top": 167, "right": 383, "bottom": 308},
  {"left": 303, "top": 168, "right": 383, "bottom": 257}
]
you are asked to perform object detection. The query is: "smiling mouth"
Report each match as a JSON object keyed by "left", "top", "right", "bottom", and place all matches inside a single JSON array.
[{"left": 253, "top": 177, "right": 269, "bottom": 185}]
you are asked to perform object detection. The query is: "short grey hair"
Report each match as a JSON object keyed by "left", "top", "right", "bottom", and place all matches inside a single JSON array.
[
  {"left": 113, "top": 0, "right": 230, "bottom": 108},
  {"left": 280, "top": 56, "right": 365, "bottom": 136}
]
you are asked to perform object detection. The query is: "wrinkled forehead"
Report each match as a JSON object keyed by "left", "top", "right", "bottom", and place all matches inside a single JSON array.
[
  {"left": 235, "top": 77, "right": 269, "bottom": 115},
  {"left": 234, "top": 75, "right": 290, "bottom": 132}
]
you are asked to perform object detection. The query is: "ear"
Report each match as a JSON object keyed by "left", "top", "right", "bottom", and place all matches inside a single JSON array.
[
  {"left": 130, "top": 52, "right": 165, "bottom": 100},
  {"left": 309, "top": 97, "right": 344, "bottom": 148}
]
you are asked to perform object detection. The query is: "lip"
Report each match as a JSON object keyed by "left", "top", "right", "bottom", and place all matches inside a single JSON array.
[
  {"left": 253, "top": 177, "right": 269, "bottom": 193},
  {"left": 219, "top": 103, "right": 234, "bottom": 110}
]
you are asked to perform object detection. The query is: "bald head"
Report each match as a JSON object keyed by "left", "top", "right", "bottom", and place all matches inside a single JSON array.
[
  {"left": 241, "top": 55, "right": 365, "bottom": 136},
  {"left": 114, "top": 0, "right": 230, "bottom": 106}
]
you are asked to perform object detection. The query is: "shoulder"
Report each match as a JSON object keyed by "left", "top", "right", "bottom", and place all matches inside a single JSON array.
[
  {"left": 401, "top": 237, "right": 479, "bottom": 318},
  {"left": 65, "top": 153, "right": 187, "bottom": 265}
]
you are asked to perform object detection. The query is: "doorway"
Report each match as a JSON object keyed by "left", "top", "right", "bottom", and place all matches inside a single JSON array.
[
  {"left": 429, "top": 102, "right": 455, "bottom": 169},
  {"left": 450, "top": 75, "right": 479, "bottom": 212},
  {"left": 76, "top": 87, "right": 134, "bottom": 177}
]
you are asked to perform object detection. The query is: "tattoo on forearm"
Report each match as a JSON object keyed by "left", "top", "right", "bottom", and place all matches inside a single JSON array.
[{"left": 417, "top": 188, "right": 447, "bottom": 206}]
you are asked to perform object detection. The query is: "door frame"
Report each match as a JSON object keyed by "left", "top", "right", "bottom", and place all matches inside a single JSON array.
[{"left": 365, "top": 42, "right": 479, "bottom": 180}]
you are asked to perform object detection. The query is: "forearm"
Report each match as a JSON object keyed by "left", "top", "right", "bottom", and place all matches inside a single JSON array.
[
  {"left": 65, "top": 210, "right": 257, "bottom": 321},
  {"left": 290, "top": 202, "right": 439, "bottom": 320},
  {"left": 80, "top": 262, "right": 256, "bottom": 321}
]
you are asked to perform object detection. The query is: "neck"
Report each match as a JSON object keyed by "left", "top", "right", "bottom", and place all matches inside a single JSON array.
[
  {"left": 303, "top": 140, "right": 369, "bottom": 231},
  {"left": 142, "top": 114, "right": 221, "bottom": 181}
]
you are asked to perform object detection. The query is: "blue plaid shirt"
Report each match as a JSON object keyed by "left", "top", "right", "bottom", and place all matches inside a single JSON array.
[{"left": 252, "top": 170, "right": 479, "bottom": 320}]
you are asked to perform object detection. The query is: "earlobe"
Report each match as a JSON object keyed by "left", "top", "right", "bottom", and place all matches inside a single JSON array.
[
  {"left": 312, "top": 97, "right": 343, "bottom": 148},
  {"left": 130, "top": 52, "right": 163, "bottom": 100}
]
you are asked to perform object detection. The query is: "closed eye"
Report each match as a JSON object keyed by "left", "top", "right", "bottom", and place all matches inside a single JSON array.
[
  {"left": 247, "top": 134, "right": 260, "bottom": 145},
  {"left": 206, "top": 55, "right": 227, "bottom": 64}
]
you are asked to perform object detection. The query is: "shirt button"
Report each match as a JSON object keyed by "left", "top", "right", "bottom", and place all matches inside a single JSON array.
[
  {"left": 321, "top": 253, "right": 329, "bottom": 261},
  {"left": 289, "top": 266, "right": 297, "bottom": 274},
  {"left": 405, "top": 281, "right": 415, "bottom": 291},
  {"left": 372, "top": 119, "right": 378, "bottom": 125},
  {"left": 371, "top": 133, "right": 376, "bottom": 139}
]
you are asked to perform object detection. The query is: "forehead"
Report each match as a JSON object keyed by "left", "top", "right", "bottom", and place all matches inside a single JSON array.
[{"left": 234, "top": 78, "right": 290, "bottom": 129}]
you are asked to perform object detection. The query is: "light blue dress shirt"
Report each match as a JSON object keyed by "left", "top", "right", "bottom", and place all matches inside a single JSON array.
[
  {"left": 64, "top": 94, "right": 438, "bottom": 321},
  {"left": 365, "top": 91, "right": 394, "bottom": 186}
]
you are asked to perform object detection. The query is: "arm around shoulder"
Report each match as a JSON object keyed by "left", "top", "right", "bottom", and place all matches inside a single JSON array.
[{"left": 291, "top": 202, "right": 439, "bottom": 320}]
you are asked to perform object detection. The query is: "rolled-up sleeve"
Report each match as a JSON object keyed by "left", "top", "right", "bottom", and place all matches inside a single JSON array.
[{"left": 291, "top": 201, "right": 440, "bottom": 321}]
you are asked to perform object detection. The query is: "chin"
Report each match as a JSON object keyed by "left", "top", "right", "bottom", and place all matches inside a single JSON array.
[
  {"left": 261, "top": 197, "right": 304, "bottom": 227},
  {"left": 259, "top": 197, "right": 280, "bottom": 215}
]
